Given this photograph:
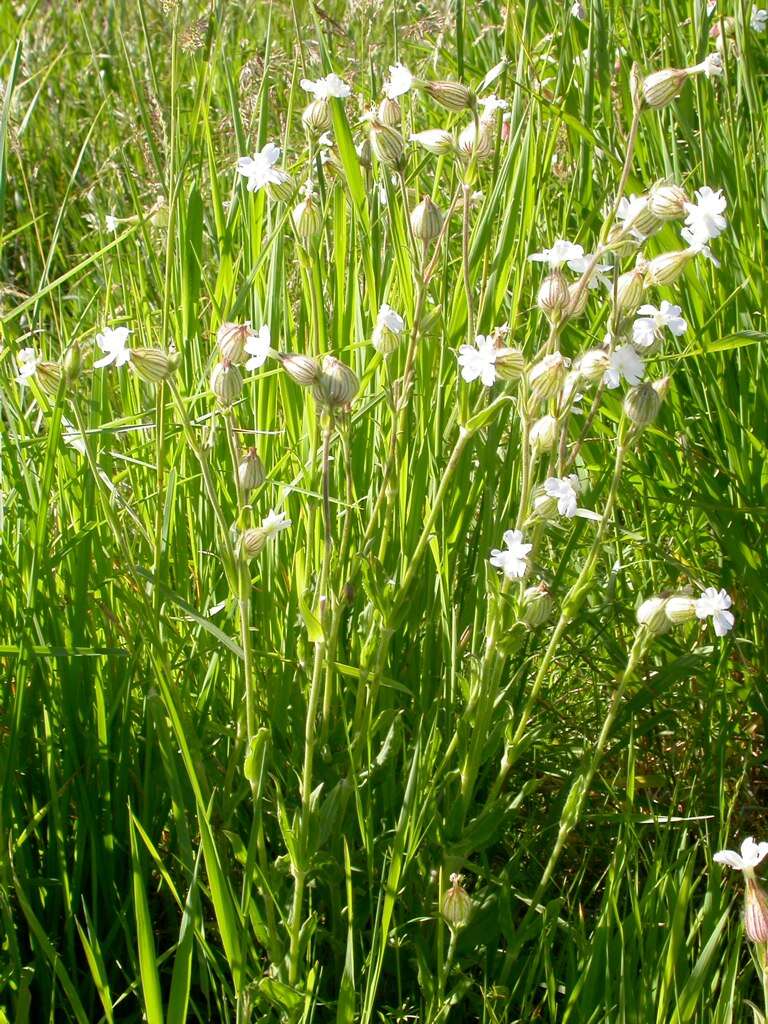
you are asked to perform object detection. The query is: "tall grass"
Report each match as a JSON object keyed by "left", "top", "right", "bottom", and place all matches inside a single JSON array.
[{"left": 1, "top": 0, "right": 767, "bottom": 1021}]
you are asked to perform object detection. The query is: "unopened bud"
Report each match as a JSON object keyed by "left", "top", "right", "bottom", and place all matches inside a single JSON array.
[
  {"left": 618, "top": 196, "right": 660, "bottom": 239},
  {"left": 266, "top": 169, "right": 295, "bottom": 203},
  {"left": 567, "top": 280, "right": 590, "bottom": 319},
  {"left": 642, "top": 68, "right": 688, "bottom": 109},
  {"left": 302, "top": 97, "right": 331, "bottom": 133},
  {"left": 521, "top": 584, "right": 553, "bottom": 629},
  {"left": 442, "top": 873, "right": 473, "bottom": 929},
  {"left": 494, "top": 347, "right": 525, "bottom": 381},
  {"left": 537, "top": 270, "right": 571, "bottom": 324},
  {"left": 624, "top": 381, "right": 661, "bottom": 427},
  {"left": 612, "top": 268, "right": 645, "bottom": 318},
  {"left": 131, "top": 347, "right": 176, "bottom": 383},
  {"left": 421, "top": 80, "right": 475, "bottom": 112},
  {"left": 292, "top": 196, "right": 323, "bottom": 246},
  {"left": 211, "top": 360, "right": 243, "bottom": 406},
  {"left": 35, "top": 361, "right": 63, "bottom": 398},
  {"left": 637, "top": 596, "right": 672, "bottom": 635},
  {"left": 644, "top": 249, "right": 695, "bottom": 286},
  {"left": 605, "top": 224, "right": 640, "bottom": 259},
  {"left": 648, "top": 183, "right": 688, "bottom": 221},
  {"left": 529, "top": 414, "right": 558, "bottom": 452},
  {"left": 410, "top": 129, "right": 455, "bottom": 156},
  {"left": 63, "top": 341, "right": 81, "bottom": 382},
  {"left": 356, "top": 137, "right": 372, "bottom": 169},
  {"left": 377, "top": 95, "right": 401, "bottom": 126},
  {"left": 278, "top": 352, "right": 320, "bottom": 387},
  {"left": 238, "top": 449, "right": 265, "bottom": 493},
  {"left": 217, "top": 321, "right": 251, "bottom": 364},
  {"left": 369, "top": 119, "right": 405, "bottom": 167},
  {"left": 410, "top": 195, "right": 443, "bottom": 242},
  {"left": 312, "top": 355, "right": 360, "bottom": 408},
  {"left": 528, "top": 351, "right": 567, "bottom": 404},
  {"left": 239, "top": 527, "right": 266, "bottom": 559}
]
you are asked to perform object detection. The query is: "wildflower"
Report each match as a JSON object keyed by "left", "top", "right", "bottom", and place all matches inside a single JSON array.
[
  {"left": 373, "top": 303, "right": 405, "bottom": 355},
  {"left": 566, "top": 253, "right": 612, "bottom": 288},
  {"left": 238, "top": 449, "right": 265, "bottom": 493},
  {"left": 261, "top": 509, "right": 292, "bottom": 537},
  {"left": 15, "top": 347, "right": 39, "bottom": 384},
  {"left": 603, "top": 345, "right": 645, "bottom": 389},
  {"left": 616, "top": 194, "right": 659, "bottom": 240},
  {"left": 457, "top": 335, "right": 499, "bottom": 387},
  {"left": 421, "top": 80, "right": 475, "bottom": 111},
  {"left": 682, "top": 186, "right": 727, "bottom": 244},
  {"left": 537, "top": 271, "right": 571, "bottom": 323},
  {"left": 612, "top": 268, "right": 646, "bottom": 318},
  {"left": 529, "top": 415, "right": 558, "bottom": 451},
  {"left": 571, "top": 1, "right": 587, "bottom": 19},
  {"left": 637, "top": 596, "right": 673, "bottom": 635},
  {"left": 410, "top": 129, "right": 455, "bottom": 155},
  {"left": 442, "top": 874, "right": 473, "bottom": 929},
  {"left": 244, "top": 325, "right": 272, "bottom": 370},
  {"left": 577, "top": 349, "right": 611, "bottom": 381},
  {"left": 544, "top": 475, "right": 601, "bottom": 520},
  {"left": 236, "top": 142, "right": 284, "bottom": 193},
  {"left": 105, "top": 214, "right": 119, "bottom": 233},
  {"left": 211, "top": 361, "right": 243, "bottom": 405},
  {"left": 528, "top": 351, "right": 568, "bottom": 401},
  {"left": 648, "top": 183, "right": 688, "bottom": 221},
  {"left": 682, "top": 235, "right": 721, "bottom": 267},
  {"left": 715, "top": 838, "right": 768, "bottom": 943},
  {"left": 752, "top": 6, "right": 768, "bottom": 31},
  {"left": 300, "top": 73, "right": 351, "bottom": 99},
  {"left": 528, "top": 239, "right": 584, "bottom": 269},
  {"left": 457, "top": 120, "right": 494, "bottom": 160},
  {"left": 521, "top": 583, "right": 554, "bottom": 628},
  {"left": 384, "top": 63, "right": 413, "bottom": 99},
  {"left": 490, "top": 529, "right": 532, "bottom": 580},
  {"left": 410, "top": 195, "right": 443, "bottom": 242},
  {"left": 94, "top": 326, "right": 132, "bottom": 368},
  {"left": 478, "top": 93, "right": 508, "bottom": 119},
  {"left": 312, "top": 355, "right": 360, "bottom": 407},
  {"left": 632, "top": 301, "right": 687, "bottom": 349},
  {"left": 694, "top": 587, "right": 734, "bottom": 636}
]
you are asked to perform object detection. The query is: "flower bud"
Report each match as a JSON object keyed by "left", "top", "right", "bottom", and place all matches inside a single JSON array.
[
  {"left": 266, "top": 169, "right": 295, "bottom": 203},
  {"left": 577, "top": 348, "right": 610, "bottom": 382},
  {"left": 302, "top": 97, "right": 332, "bottom": 132},
  {"left": 745, "top": 877, "right": 768, "bottom": 944},
  {"left": 442, "top": 873, "right": 473, "bottom": 929},
  {"left": 292, "top": 196, "right": 323, "bottom": 246},
  {"left": 277, "top": 352, "right": 320, "bottom": 387},
  {"left": 529, "top": 414, "right": 558, "bottom": 452},
  {"left": 63, "top": 341, "right": 81, "bottom": 382},
  {"left": 528, "top": 352, "right": 567, "bottom": 404},
  {"left": 664, "top": 594, "right": 696, "bottom": 625},
  {"left": 356, "top": 137, "right": 372, "bottom": 169},
  {"left": 624, "top": 381, "right": 661, "bottom": 427},
  {"left": 369, "top": 119, "right": 405, "bottom": 167},
  {"left": 521, "top": 584, "right": 553, "bottom": 629},
  {"left": 644, "top": 249, "right": 695, "bottom": 286},
  {"left": 457, "top": 121, "right": 494, "bottom": 161},
  {"left": 537, "top": 270, "right": 571, "bottom": 324},
  {"left": 642, "top": 68, "right": 688, "bottom": 109},
  {"left": 35, "top": 361, "right": 63, "bottom": 398},
  {"left": 131, "top": 347, "right": 176, "bottom": 383},
  {"left": 410, "top": 129, "right": 455, "bottom": 156},
  {"left": 217, "top": 321, "right": 251, "bottom": 364},
  {"left": 312, "top": 355, "right": 360, "bottom": 408},
  {"left": 567, "top": 280, "right": 590, "bottom": 319},
  {"left": 410, "top": 195, "right": 443, "bottom": 243},
  {"left": 618, "top": 196, "right": 660, "bottom": 239},
  {"left": 421, "top": 80, "right": 475, "bottom": 112},
  {"left": 494, "top": 347, "right": 525, "bottom": 381},
  {"left": 239, "top": 527, "right": 266, "bottom": 559},
  {"left": 612, "top": 268, "right": 645, "bottom": 318},
  {"left": 238, "top": 449, "right": 265, "bottom": 493},
  {"left": 637, "top": 596, "right": 672, "bottom": 635},
  {"left": 648, "top": 183, "right": 688, "bottom": 221},
  {"left": 532, "top": 490, "right": 558, "bottom": 520},
  {"left": 377, "top": 95, "right": 401, "bottom": 126},
  {"left": 605, "top": 224, "right": 639, "bottom": 259},
  {"left": 211, "top": 360, "right": 243, "bottom": 406}
]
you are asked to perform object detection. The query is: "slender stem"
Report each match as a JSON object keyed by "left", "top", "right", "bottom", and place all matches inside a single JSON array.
[{"left": 461, "top": 181, "right": 474, "bottom": 342}]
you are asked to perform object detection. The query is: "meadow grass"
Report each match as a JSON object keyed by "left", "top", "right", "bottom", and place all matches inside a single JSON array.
[{"left": 1, "top": 0, "right": 767, "bottom": 1021}]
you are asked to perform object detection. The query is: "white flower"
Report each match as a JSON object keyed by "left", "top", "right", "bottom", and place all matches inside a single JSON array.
[
  {"left": 457, "top": 335, "right": 499, "bottom": 387},
  {"left": 94, "top": 326, "right": 132, "bottom": 368},
  {"left": 683, "top": 186, "right": 728, "bottom": 244},
  {"left": 377, "top": 303, "right": 405, "bottom": 334},
  {"left": 384, "top": 63, "right": 413, "bottom": 99},
  {"left": 300, "top": 73, "right": 351, "bottom": 100},
  {"left": 261, "top": 509, "right": 291, "bottom": 537},
  {"left": 15, "top": 347, "right": 39, "bottom": 384},
  {"left": 714, "top": 837, "right": 768, "bottom": 873},
  {"left": 318, "top": 132, "right": 334, "bottom": 147},
  {"left": 699, "top": 52, "right": 724, "bottom": 79},
  {"left": 236, "top": 142, "right": 284, "bottom": 193},
  {"left": 409, "top": 129, "right": 455, "bottom": 155},
  {"left": 571, "top": 1, "right": 587, "bottom": 19},
  {"left": 632, "top": 301, "right": 687, "bottom": 348},
  {"left": 544, "top": 475, "right": 602, "bottom": 520},
  {"left": 489, "top": 529, "right": 532, "bottom": 580},
  {"left": 603, "top": 345, "right": 645, "bottom": 388},
  {"left": 616, "top": 193, "right": 652, "bottom": 240},
  {"left": 528, "top": 239, "right": 584, "bottom": 269},
  {"left": 694, "top": 586, "right": 734, "bottom": 636},
  {"left": 244, "top": 324, "right": 272, "bottom": 370},
  {"left": 105, "top": 214, "right": 119, "bottom": 233},
  {"left": 566, "top": 252, "right": 612, "bottom": 288},
  {"left": 373, "top": 303, "right": 405, "bottom": 353},
  {"left": 478, "top": 93, "right": 508, "bottom": 117},
  {"left": 752, "top": 6, "right": 768, "bottom": 31}
]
